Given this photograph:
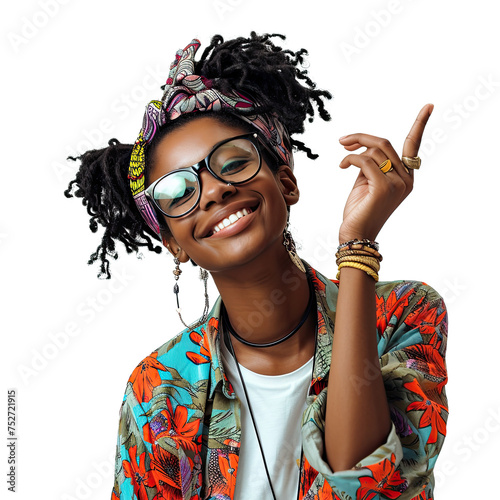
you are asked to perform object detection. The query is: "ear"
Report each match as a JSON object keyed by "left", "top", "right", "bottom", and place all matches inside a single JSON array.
[
  {"left": 160, "top": 229, "right": 191, "bottom": 263},
  {"left": 276, "top": 165, "right": 300, "bottom": 207}
]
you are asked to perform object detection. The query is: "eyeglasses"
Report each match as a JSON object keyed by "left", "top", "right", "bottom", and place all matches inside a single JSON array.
[{"left": 145, "top": 132, "right": 275, "bottom": 218}]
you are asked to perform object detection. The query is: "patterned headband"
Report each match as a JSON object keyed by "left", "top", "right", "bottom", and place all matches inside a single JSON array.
[{"left": 128, "top": 39, "right": 293, "bottom": 235}]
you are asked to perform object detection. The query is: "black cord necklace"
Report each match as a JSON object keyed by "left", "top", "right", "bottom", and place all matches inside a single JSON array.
[
  {"left": 221, "top": 273, "right": 315, "bottom": 348},
  {"left": 221, "top": 271, "right": 318, "bottom": 500}
]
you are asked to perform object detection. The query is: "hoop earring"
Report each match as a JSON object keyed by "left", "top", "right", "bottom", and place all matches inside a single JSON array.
[
  {"left": 172, "top": 257, "right": 210, "bottom": 329},
  {"left": 283, "top": 222, "right": 306, "bottom": 273}
]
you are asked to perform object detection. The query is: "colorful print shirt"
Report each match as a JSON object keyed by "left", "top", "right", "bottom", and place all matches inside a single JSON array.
[{"left": 112, "top": 260, "right": 448, "bottom": 500}]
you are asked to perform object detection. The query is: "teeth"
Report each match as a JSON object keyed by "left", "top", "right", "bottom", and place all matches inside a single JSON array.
[{"left": 212, "top": 207, "right": 253, "bottom": 235}]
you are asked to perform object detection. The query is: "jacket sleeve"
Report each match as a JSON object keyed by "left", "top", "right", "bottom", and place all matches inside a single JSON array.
[
  {"left": 302, "top": 282, "right": 448, "bottom": 500},
  {"left": 112, "top": 385, "right": 160, "bottom": 499}
]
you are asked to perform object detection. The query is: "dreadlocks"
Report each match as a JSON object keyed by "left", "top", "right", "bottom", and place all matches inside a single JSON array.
[{"left": 64, "top": 32, "right": 332, "bottom": 279}]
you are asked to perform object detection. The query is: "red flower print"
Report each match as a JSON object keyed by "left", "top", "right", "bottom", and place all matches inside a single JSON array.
[
  {"left": 402, "top": 344, "right": 447, "bottom": 394},
  {"left": 404, "top": 379, "right": 447, "bottom": 444},
  {"left": 376, "top": 289, "right": 412, "bottom": 335},
  {"left": 149, "top": 444, "right": 181, "bottom": 490},
  {"left": 122, "top": 445, "right": 156, "bottom": 499},
  {"left": 357, "top": 453, "right": 407, "bottom": 500},
  {"left": 404, "top": 299, "right": 447, "bottom": 348},
  {"left": 411, "top": 489, "right": 431, "bottom": 500},
  {"left": 317, "top": 310, "right": 327, "bottom": 336},
  {"left": 313, "top": 480, "right": 339, "bottom": 500},
  {"left": 151, "top": 399, "right": 201, "bottom": 453},
  {"left": 152, "top": 485, "right": 183, "bottom": 500},
  {"left": 300, "top": 456, "right": 319, "bottom": 498},
  {"left": 186, "top": 320, "right": 216, "bottom": 365},
  {"left": 218, "top": 452, "right": 238, "bottom": 496},
  {"left": 129, "top": 352, "right": 167, "bottom": 403},
  {"left": 309, "top": 268, "right": 325, "bottom": 292}
]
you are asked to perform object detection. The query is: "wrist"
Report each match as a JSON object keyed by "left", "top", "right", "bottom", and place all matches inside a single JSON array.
[{"left": 339, "top": 233, "right": 378, "bottom": 246}]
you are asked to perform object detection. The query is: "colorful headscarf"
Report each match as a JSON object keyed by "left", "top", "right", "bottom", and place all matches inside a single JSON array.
[{"left": 128, "top": 39, "right": 293, "bottom": 235}]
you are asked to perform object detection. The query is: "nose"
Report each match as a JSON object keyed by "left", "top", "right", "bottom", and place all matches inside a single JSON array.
[{"left": 198, "top": 167, "right": 237, "bottom": 211}]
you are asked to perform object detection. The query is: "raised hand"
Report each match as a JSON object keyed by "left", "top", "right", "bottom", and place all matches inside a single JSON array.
[{"left": 337, "top": 104, "right": 433, "bottom": 244}]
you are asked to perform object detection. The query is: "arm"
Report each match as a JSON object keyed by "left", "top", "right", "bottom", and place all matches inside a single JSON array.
[
  {"left": 325, "top": 266, "right": 391, "bottom": 472},
  {"left": 324, "top": 104, "right": 434, "bottom": 472},
  {"left": 112, "top": 387, "right": 158, "bottom": 499}
]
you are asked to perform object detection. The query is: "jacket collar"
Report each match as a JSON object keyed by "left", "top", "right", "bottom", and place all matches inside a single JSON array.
[{"left": 202, "top": 259, "right": 338, "bottom": 400}]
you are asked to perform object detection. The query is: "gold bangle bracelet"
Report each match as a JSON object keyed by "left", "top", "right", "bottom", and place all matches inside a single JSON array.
[
  {"left": 336, "top": 255, "right": 380, "bottom": 272},
  {"left": 336, "top": 261, "right": 379, "bottom": 281},
  {"left": 335, "top": 249, "right": 378, "bottom": 260}
]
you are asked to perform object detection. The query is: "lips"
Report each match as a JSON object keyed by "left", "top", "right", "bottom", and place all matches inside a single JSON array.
[
  {"left": 201, "top": 202, "right": 260, "bottom": 238},
  {"left": 211, "top": 207, "right": 252, "bottom": 234}
]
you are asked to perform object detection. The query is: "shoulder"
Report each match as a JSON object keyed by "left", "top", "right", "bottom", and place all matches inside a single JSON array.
[
  {"left": 373, "top": 279, "right": 448, "bottom": 354},
  {"left": 122, "top": 320, "right": 215, "bottom": 408},
  {"left": 374, "top": 279, "right": 447, "bottom": 325},
  {"left": 328, "top": 276, "right": 445, "bottom": 308},
  {"left": 375, "top": 279, "right": 445, "bottom": 308}
]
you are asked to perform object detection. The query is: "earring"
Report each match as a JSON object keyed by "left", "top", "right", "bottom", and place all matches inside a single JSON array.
[
  {"left": 172, "top": 256, "right": 210, "bottom": 330},
  {"left": 283, "top": 222, "right": 306, "bottom": 273}
]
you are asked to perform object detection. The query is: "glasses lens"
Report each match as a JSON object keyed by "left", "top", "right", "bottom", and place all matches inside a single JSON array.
[
  {"left": 153, "top": 171, "right": 199, "bottom": 217},
  {"left": 210, "top": 138, "right": 260, "bottom": 182}
]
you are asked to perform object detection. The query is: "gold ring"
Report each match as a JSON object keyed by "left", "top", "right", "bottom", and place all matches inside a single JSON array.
[
  {"left": 402, "top": 156, "right": 421, "bottom": 170},
  {"left": 379, "top": 159, "right": 393, "bottom": 173}
]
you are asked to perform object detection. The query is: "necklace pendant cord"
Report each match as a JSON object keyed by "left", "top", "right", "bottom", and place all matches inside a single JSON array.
[{"left": 222, "top": 268, "right": 319, "bottom": 500}]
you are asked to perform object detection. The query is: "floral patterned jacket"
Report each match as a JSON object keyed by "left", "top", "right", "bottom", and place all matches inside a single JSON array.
[{"left": 112, "top": 260, "right": 448, "bottom": 500}]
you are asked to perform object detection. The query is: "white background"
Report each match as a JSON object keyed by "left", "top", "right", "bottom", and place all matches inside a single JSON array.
[{"left": 2, "top": 0, "right": 499, "bottom": 498}]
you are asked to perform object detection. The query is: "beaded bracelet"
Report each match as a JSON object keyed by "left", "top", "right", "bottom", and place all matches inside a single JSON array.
[{"left": 337, "top": 238, "right": 380, "bottom": 252}]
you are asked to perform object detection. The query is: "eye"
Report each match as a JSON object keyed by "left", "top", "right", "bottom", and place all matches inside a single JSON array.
[
  {"left": 168, "top": 186, "right": 196, "bottom": 208},
  {"left": 220, "top": 158, "right": 252, "bottom": 176},
  {"left": 154, "top": 173, "right": 198, "bottom": 211},
  {"left": 211, "top": 139, "right": 259, "bottom": 177}
]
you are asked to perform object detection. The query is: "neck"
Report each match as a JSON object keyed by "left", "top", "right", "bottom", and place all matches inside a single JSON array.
[{"left": 210, "top": 245, "right": 316, "bottom": 372}]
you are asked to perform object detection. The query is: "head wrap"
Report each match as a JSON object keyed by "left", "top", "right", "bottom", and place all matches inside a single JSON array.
[{"left": 128, "top": 39, "right": 293, "bottom": 235}]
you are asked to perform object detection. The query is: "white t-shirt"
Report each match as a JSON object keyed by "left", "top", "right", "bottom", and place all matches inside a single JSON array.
[{"left": 220, "top": 340, "right": 314, "bottom": 500}]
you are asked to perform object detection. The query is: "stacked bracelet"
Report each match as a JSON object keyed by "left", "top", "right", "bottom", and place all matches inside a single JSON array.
[
  {"left": 337, "top": 238, "right": 380, "bottom": 252},
  {"left": 335, "top": 239, "right": 382, "bottom": 282}
]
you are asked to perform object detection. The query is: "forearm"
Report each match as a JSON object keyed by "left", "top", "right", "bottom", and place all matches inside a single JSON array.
[{"left": 324, "top": 266, "right": 391, "bottom": 472}]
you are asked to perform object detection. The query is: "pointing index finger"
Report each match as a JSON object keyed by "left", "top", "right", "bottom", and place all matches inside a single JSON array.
[{"left": 403, "top": 104, "right": 434, "bottom": 158}]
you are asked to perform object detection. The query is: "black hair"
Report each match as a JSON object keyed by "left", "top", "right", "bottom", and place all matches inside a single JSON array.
[{"left": 64, "top": 32, "right": 332, "bottom": 279}]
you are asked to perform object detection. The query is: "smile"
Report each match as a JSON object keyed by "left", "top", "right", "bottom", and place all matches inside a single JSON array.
[{"left": 212, "top": 208, "right": 252, "bottom": 234}]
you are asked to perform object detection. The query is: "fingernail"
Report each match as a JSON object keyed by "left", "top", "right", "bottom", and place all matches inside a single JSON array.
[{"left": 339, "top": 135, "right": 347, "bottom": 140}]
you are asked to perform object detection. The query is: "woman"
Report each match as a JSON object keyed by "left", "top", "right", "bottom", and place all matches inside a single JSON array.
[{"left": 65, "top": 33, "right": 448, "bottom": 500}]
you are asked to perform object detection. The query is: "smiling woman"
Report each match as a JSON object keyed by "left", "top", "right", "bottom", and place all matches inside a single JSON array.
[{"left": 64, "top": 33, "right": 449, "bottom": 500}]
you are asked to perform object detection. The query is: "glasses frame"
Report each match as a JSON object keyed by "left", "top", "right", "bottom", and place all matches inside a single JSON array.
[{"left": 145, "top": 132, "right": 279, "bottom": 219}]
